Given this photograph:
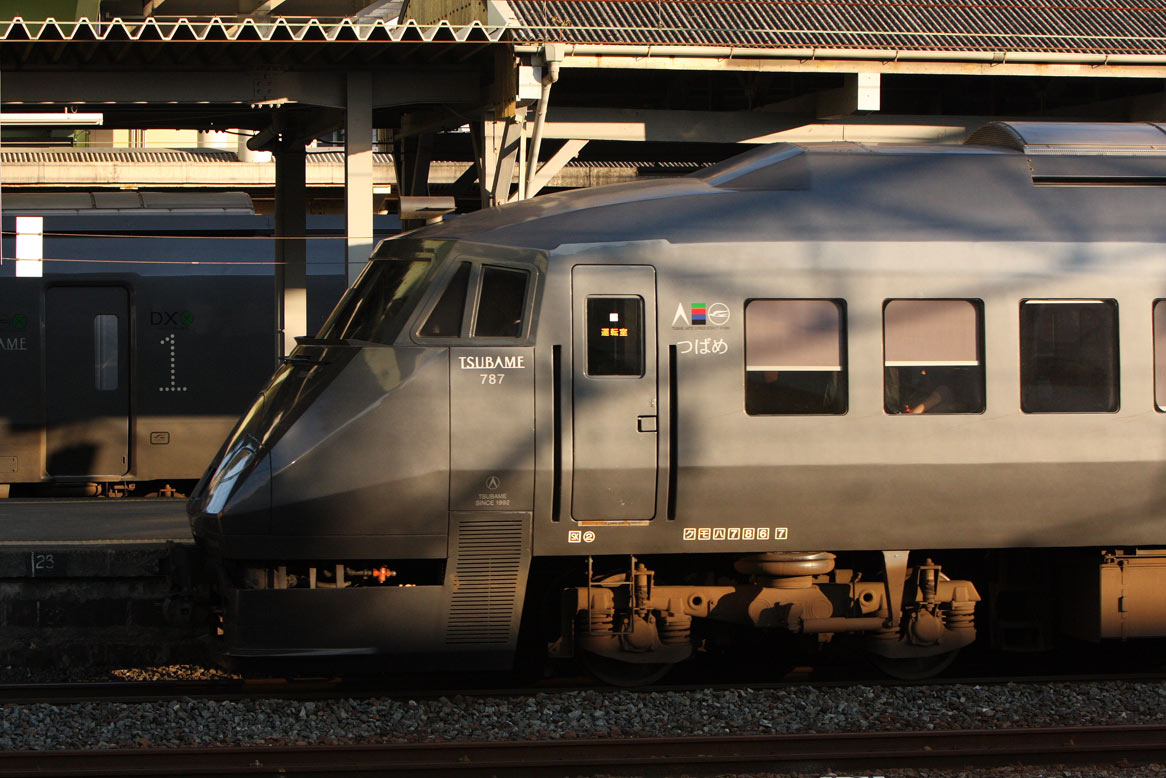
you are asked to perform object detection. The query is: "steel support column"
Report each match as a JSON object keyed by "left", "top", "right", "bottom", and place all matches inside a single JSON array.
[
  {"left": 480, "top": 112, "right": 524, "bottom": 208},
  {"left": 345, "top": 71, "right": 374, "bottom": 287},
  {"left": 275, "top": 142, "right": 307, "bottom": 358},
  {"left": 393, "top": 115, "right": 436, "bottom": 231}
]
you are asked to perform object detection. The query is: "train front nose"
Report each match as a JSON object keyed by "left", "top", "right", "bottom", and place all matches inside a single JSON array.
[
  {"left": 188, "top": 359, "right": 309, "bottom": 546},
  {"left": 188, "top": 340, "right": 351, "bottom": 545},
  {"left": 189, "top": 429, "right": 272, "bottom": 541}
]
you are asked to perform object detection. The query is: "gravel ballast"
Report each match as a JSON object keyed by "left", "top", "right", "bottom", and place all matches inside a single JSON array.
[{"left": 0, "top": 679, "right": 1164, "bottom": 751}]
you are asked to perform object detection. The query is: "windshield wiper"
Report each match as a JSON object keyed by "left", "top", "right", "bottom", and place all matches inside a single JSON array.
[{"left": 280, "top": 355, "right": 330, "bottom": 367}]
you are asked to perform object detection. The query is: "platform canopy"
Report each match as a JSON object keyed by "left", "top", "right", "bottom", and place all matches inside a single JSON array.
[
  {"left": 409, "top": 0, "right": 1166, "bottom": 76},
  {"left": 0, "top": 0, "right": 1162, "bottom": 353}
]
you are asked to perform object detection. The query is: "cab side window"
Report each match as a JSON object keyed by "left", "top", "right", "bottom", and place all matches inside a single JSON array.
[
  {"left": 745, "top": 299, "right": 847, "bottom": 415},
  {"left": 419, "top": 262, "right": 471, "bottom": 337},
  {"left": 884, "top": 299, "right": 985, "bottom": 414},
  {"left": 587, "top": 296, "right": 644, "bottom": 376},
  {"left": 473, "top": 265, "right": 528, "bottom": 338},
  {"left": 1155, "top": 300, "right": 1165, "bottom": 412},
  {"left": 1020, "top": 299, "right": 1119, "bottom": 413}
]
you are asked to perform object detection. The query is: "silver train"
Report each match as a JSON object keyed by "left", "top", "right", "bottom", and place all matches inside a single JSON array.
[{"left": 189, "top": 122, "right": 1166, "bottom": 682}]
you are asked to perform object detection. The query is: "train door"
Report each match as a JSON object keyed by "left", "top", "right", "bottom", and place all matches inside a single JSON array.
[
  {"left": 45, "top": 287, "right": 130, "bottom": 478},
  {"left": 571, "top": 265, "right": 658, "bottom": 520}
]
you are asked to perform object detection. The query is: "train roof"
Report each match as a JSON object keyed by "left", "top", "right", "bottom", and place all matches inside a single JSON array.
[
  {"left": 385, "top": 122, "right": 1166, "bottom": 254},
  {"left": 963, "top": 121, "right": 1166, "bottom": 154},
  {"left": 3, "top": 191, "right": 256, "bottom": 214}
]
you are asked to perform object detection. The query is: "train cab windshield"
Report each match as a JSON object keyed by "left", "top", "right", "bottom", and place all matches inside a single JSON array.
[{"left": 316, "top": 259, "right": 431, "bottom": 344}]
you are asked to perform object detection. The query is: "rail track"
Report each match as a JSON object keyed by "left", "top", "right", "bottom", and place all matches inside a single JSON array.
[
  {"left": 2, "top": 662, "right": 1166, "bottom": 704},
  {"left": 0, "top": 725, "right": 1163, "bottom": 777},
  {"left": 2, "top": 668, "right": 1165, "bottom": 705}
]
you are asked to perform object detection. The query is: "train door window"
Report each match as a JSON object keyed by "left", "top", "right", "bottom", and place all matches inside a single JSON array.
[
  {"left": 884, "top": 299, "right": 984, "bottom": 414},
  {"left": 1155, "top": 300, "right": 1165, "bottom": 411},
  {"left": 587, "top": 297, "right": 644, "bottom": 376},
  {"left": 420, "top": 261, "right": 471, "bottom": 337},
  {"left": 745, "top": 299, "right": 847, "bottom": 415},
  {"left": 1020, "top": 299, "right": 1119, "bottom": 413},
  {"left": 93, "top": 314, "right": 119, "bottom": 391},
  {"left": 473, "top": 265, "right": 528, "bottom": 338}
]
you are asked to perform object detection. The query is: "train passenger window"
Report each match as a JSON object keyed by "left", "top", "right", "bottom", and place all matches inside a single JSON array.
[
  {"left": 473, "top": 266, "right": 528, "bottom": 338},
  {"left": 883, "top": 299, "right": 984, "bottom": 414},
  {"left": 1020, "top": 299, "right": 1119, "bottom": 413},
  {"left": 745, "top": 299, "right": 847, "bottom": 415},
  {"left": 1155, "top": 300, "right": 1165, "bottom": 411},
  {"left": 93, "top": 314, "right": 118, "bottom": 391},
  {"left": 587, "top": 297, "right": 644, "bottom": 376},
  {"left": 420, "top": 262, "right": 471, "bottom": 337}
]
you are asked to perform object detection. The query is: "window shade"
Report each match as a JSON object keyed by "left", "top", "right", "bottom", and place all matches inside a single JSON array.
[
  {"left": 884, "top": 299, "right": 979, "bottom": 366},
  {"left": 746, "top": 299, "right": 842, "bottom": 371}
]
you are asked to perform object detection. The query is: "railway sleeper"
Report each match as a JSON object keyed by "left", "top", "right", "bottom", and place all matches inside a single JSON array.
[{"left": 557, "top": 554, "right": 980, "bottom": 675}]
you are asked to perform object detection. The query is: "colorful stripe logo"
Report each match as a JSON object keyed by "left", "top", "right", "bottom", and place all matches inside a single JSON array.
[{"left": 691, "top": 303, "right": 707, "bottom": 325}]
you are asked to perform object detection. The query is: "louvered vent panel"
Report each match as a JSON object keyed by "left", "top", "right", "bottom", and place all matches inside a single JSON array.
[{"left": 446, "top": 518, "right": 524, "bottom": 645}]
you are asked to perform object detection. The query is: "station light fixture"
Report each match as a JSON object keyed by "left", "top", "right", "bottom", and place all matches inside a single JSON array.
[{"left": 0, "top": 112, "right": 104, "bottom": 125}]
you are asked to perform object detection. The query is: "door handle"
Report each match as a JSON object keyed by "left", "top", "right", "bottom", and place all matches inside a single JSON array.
[{"left": 637, "top": 415, "right": 657, "bottom": 433}]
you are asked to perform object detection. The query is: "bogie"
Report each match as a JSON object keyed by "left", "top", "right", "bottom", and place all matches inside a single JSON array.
[{"left": 555, "top": 554, "right": 978, "bottom": 682}]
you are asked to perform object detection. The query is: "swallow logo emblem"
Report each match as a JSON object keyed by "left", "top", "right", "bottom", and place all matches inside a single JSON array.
[{"left": 486, "top": 476, "right": 501, "bottom": 490}]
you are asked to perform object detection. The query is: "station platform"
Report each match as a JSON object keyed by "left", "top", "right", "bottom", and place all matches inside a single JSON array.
[
  {"left": 0, "top": 498, "right": 192, "bottom": 545},
  {"left": 0, "top": 499, "right": 207, "bottom": 675}
]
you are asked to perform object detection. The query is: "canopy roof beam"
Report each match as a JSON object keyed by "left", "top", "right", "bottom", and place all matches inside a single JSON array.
[
  {"left": 521, "top": 50, "right": 1166, "bottom": 80},
  {"left": 1, "top": 69, "right": 482, "bottom": 111}
]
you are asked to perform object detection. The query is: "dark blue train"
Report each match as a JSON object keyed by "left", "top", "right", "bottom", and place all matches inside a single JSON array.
[{"left": 0, "top": 192, "right": 398, "bottom": 497}]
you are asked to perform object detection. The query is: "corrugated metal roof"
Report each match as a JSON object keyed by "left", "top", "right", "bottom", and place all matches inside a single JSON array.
[
  {"left": 0, "top": 4, "right": 1160, "bottom": 58},
  {"left": 505, "top": 0, "right": 1166, "bottom": 56},
  {"left": 0, "top": 16, "right": 505, "bottom": 43}
]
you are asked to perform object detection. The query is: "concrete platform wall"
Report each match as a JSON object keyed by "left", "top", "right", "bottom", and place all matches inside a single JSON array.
[{"left": 0, "top": 543, "right": 210, "bottom": 674}]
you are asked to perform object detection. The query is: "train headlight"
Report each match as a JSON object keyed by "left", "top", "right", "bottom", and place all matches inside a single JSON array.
[{"left": 203, "top": 433, "right": 259, "bottom": 516}]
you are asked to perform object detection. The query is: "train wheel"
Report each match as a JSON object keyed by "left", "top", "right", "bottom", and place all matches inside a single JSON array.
[
  {"left": 580, "top": 650, "right": 673, "bottom": 687},
  {"left": 869, "top": 649, "right": 959, "bottom": 680}
]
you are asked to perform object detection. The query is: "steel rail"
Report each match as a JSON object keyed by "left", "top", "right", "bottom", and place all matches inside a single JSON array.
[
  {"left": 0, "top": 675, "right": 590, "bottom": 705},
  {"left": 0, "top": 725, "right": 1164, "bottom": 777},
  {"left": 2, "top": 669, "right": 1165, "bottom": 704}
]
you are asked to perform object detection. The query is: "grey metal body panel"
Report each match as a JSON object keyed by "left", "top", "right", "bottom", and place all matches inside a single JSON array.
[
  {"left": 533, "top": 236, "right": 1164, "bottom": 555},
  {"left": 269, "top": 346, "right": 450, "bottom": 542},
  {"left": 224, "top": 513, "right": 531, "bottom": 668},
  {"left": 667, "top": 461, "right": 1164, "bottom": 550},
  {"left": 449, "top": 347, "right": 535, "bottom": 512},
  {"left": 228, "top": 586, "right": 447, "bottom": 656},
  {"left": 227, "top": 585, "right": 515, "bottom": 670}
]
